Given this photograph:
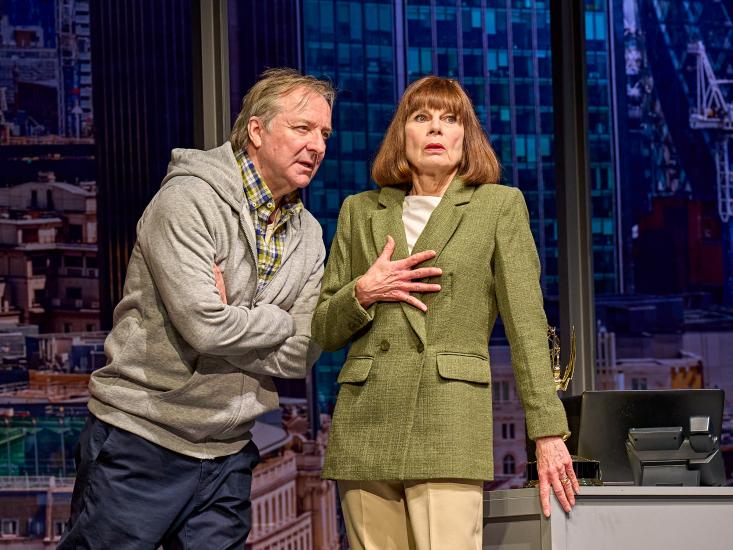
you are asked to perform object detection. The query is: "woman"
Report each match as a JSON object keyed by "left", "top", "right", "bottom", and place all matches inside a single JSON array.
[{"left": 312, "top": 76, "right": 578, "bottom": 550}]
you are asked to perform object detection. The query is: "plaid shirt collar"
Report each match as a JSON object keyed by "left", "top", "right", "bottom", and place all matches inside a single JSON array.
[{"left": 236, "top": 150, "right": 302, "bottom": 222}]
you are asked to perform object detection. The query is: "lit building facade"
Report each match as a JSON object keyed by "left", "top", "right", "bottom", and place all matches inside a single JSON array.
[
  {"left": 488, "top": 345, "right": 530, "bottom": 489},
  {"left": 0, "top": 401, "right": 339, "bottom": 548},
  {"left": 247, "top": 447, "right": 339, "bottom": 550},
  {"left": 0, "top": 0, "right": 93, "bottom": 143},
  {"left": 0, "top": 174, "right": 99, "bottom": 333},
  {"left": 0, "top": 477, "right": 74, "bottom": 544}
]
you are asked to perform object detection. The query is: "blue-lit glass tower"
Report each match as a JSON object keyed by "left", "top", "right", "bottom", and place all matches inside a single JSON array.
[
  {"left": 585, "top": 0, "right": 621, "bottom": 295},
  {"left": 301, "top": 0, "right": 619, "bottom": 410}
]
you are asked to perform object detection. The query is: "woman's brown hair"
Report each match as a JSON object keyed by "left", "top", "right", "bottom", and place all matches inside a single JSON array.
[{"left": 371, "top": 76, "right": 500, "bottom": 186}]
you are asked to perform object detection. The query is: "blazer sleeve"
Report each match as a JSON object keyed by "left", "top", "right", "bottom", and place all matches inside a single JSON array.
[
  {"left": 311, "top": 195, "right": 376, "bottom": 351},
  {"left": 493, "top": 187, "right": 570, "bottom": 441}
]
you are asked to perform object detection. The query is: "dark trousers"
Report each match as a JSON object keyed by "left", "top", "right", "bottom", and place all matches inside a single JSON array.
[{"left": 58, "top": 415, "right": 260, "bottom": 550}]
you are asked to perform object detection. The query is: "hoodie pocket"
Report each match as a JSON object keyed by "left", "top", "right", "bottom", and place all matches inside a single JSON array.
[{"left": 148, "top": 359, "right": 246, "bottom": 442}]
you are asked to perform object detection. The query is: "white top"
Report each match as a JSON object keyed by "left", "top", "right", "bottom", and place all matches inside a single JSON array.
[{"left": 402, "top": 195, "right": 442, "bottom": 254}]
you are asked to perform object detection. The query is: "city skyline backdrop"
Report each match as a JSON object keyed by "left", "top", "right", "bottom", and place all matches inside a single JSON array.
[{"left": 0, "top": 0, "right": 732, "bottom": 546}]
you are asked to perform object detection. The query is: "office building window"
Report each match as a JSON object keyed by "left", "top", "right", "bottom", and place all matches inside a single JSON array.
[
  {"left": 493, "top": 381, "right": 511, "bottom": 403},
  {"left": 65, "top": 287, "right": 82, "bottom": 300},
  {"left": 1, "top": 518, "right": 18, "bottom": 537},
  {"left": 503, "top": 454, "right": 516, "bottom": 475},
  {"left": 31, "top": 256, "right": 48, "bottom": 275},
  {"left": 631, "top": 378, "right": 647, "bottom": 391},
  {"left": 53, "top": 520, "right": 65, "bottom": 538},
  {"left": 64, "top": 256, "right": 83, "bottom": 268},
  {"left": 502, "top": 422, "right": 516, "bottom": 439}
]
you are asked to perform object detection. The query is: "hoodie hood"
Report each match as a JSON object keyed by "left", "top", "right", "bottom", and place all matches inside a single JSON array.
[{"left": 162, "top": 142, "right": 244, "bottom": 213}]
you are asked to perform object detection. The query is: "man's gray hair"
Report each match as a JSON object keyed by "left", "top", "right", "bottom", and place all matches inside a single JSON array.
[{"left": 230, "top": 68, "right": 336, "bottom": 151}]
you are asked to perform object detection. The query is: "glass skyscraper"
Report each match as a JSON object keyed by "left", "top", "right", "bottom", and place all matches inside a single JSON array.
[
  {"left": 584, "top": 0, "right": 620, "bottom": 295},
  {"left": 302, "top": 0, "right": 401, "bottom": 406},
  {"left": 301, "top": 0, "right": 619, "bottom": 409}
]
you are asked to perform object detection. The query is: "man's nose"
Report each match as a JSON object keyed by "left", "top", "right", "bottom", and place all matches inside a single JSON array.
[{"left": 308, "top": 132, "right": 327, "bottom": 156}]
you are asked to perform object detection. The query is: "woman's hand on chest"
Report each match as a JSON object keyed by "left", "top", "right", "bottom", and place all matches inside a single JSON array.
[{"left": 355, "top": 235, "right": 443, "bottom": 312}]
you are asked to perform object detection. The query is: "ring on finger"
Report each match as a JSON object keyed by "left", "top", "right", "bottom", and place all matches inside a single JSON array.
[{"left": 560, "top": 476, "right": 571, "bottom": 485}]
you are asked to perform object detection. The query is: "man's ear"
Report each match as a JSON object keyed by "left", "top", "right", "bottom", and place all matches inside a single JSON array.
[{"left": 248, "top": 116, "right": 263, "bottom": 148}]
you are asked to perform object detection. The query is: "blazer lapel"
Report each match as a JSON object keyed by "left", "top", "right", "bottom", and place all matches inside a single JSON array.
[
  {"left": 367, "top": 180, "right": 477, "bottom": 346},
  {"left": 411, "top": 178, "right": 476, "bottom": 262},
  {"left": 369, "top": 185, "right": 427, "bottom": 345},
  {"left": 369, "top": 186, "right": 409, "bottom": 260}
]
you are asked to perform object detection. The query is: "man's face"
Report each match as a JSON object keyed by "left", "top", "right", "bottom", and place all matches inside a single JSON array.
[{"left": 248, "top": 87, "right": 332, "bottom": 198}]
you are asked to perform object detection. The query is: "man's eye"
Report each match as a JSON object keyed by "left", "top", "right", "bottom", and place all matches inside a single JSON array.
[{"left": 322, "top": 133, "right": 331, "bottom": 141}]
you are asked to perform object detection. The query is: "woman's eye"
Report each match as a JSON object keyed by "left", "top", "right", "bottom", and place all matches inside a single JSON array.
[
  {"left": 444, "top": 115, "right": 457, "bottom": 123},
  {"left": 415, "top": 114, "right": 428, "bottom": 122}
]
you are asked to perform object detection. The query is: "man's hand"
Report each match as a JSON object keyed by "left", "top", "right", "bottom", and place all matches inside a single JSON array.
[
  {"left": 535, "top": 436, "right": 579, "bottom": 517},
  {"left": 354, "top": 235, "right": 443, "bottom": 312},
  {"left": 213, "top": 264, "right": 227, "bottom": 304}
]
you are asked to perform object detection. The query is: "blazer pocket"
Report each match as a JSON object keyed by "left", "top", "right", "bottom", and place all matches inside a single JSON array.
[
  {"left": 337, "top": 356, "right": 374, "bottom": 384},
  {"left": 436, "top": 353, "right": 491, "bottom": 384}
]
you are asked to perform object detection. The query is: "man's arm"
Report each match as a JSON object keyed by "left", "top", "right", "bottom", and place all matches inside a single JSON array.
[
  {"left": 221, "top": 237, "right": 325, "bottom": 378},
  {"left": 138, "top": 180, "right": 294, "bottom": 355}
]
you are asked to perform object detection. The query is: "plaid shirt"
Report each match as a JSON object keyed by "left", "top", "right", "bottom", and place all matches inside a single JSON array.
[{"left": 235, "top": 150, "right": 303, "bottom": 294}]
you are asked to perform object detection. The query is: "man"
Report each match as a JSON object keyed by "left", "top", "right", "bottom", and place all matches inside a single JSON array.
[{"left": 59, "top": 69, "right": 333, "bottom": 549}]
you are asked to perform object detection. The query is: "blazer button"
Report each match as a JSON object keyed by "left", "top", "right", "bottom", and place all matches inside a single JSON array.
[
  {"left": 380, "top": 340, "right": 390, "bottom": 352},
  {"left": 416, "top": 342, "right": 424, "bottom": 353}
]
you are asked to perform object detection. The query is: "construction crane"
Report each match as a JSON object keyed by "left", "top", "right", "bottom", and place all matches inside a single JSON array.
[{"left": 688, "top": 41, "right": 733, "bottom": 222}]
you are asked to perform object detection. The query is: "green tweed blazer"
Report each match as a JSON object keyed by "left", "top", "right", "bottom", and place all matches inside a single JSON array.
[{"left": 312, "top": 179, "right": 569, "bottom": 481}]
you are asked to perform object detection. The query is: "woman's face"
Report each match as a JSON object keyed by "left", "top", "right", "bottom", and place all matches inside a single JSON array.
[{"left": 404, "top": 107, "right": 464, "bottom": 177}]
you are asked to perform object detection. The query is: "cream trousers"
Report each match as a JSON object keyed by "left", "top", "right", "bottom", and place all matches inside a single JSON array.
[{"left": 338, "top": 479, "right": 484, "bottom": 550}]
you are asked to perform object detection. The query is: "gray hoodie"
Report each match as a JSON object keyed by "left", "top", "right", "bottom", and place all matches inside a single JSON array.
[{"left": 88, "top": 142, "right": 324, "bottom": 459}]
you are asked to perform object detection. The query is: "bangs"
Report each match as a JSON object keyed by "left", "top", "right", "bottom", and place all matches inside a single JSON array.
[{"left": 404, "top": 79, "right": 470, "bottom": 121}]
